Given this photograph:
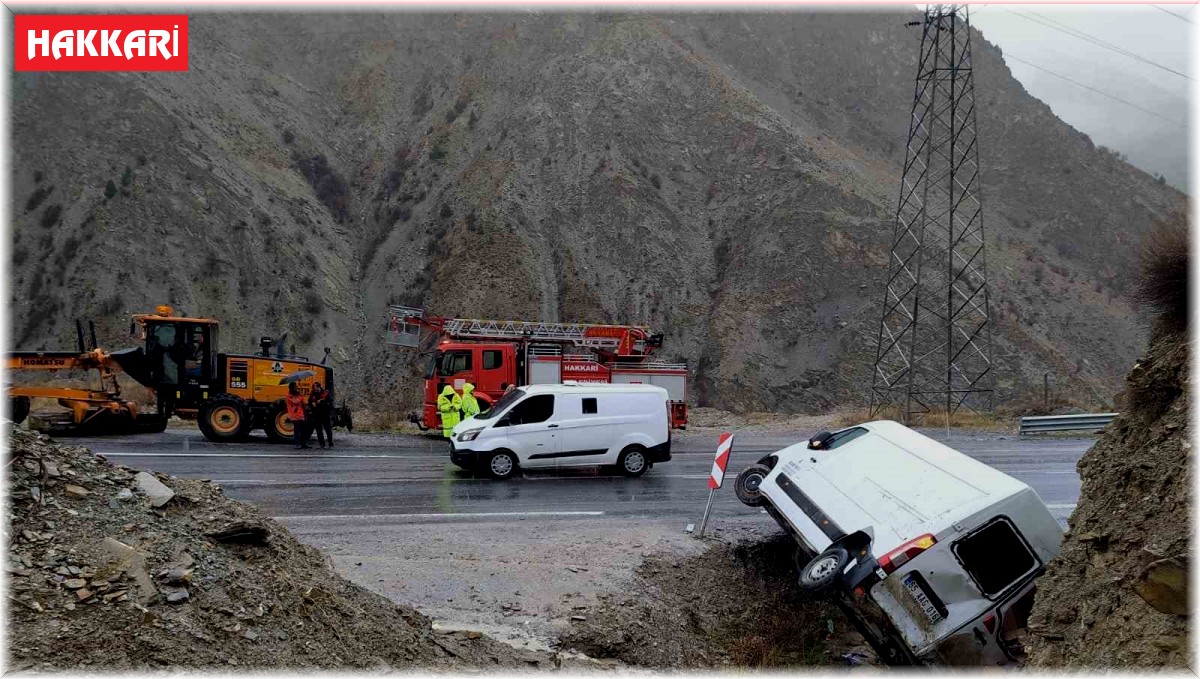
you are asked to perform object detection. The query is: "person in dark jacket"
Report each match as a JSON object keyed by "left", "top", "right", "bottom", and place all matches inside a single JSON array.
[{"left": 309, "top": 382, "right": 334, "bottom": 449}]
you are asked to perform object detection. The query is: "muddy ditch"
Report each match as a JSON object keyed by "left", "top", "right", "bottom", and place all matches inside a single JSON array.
[{"left": 557, "top": 534, "right": 873, "bottom": 668}]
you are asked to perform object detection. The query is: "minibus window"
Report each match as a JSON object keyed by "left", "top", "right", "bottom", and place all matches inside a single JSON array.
[
  {"left": 582, "top": 398, "right": 598, "bottom": 414},
  {"left": 953, "top": 518, "right": 1039, "bottom": 597},
  {"left": 825, "top": 427, "right": 868, "bottom": 450}
]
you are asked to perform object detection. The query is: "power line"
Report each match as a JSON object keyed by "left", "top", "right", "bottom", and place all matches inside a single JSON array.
[
  {"left": 1153, "top": 5, "right": 1193, "bottom": 23},
  {"left": 1003, "top": 54, "right": 1187, "bottom": 128},
  {"left": 1004, "top": 7, "right": 1190, "bottom": 80}
]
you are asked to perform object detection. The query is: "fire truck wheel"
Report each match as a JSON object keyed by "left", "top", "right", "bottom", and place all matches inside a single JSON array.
[
  {"left": 485, "top": 450, "right": 518, "bottom": 480},
  {"left": 198, "top": 395, "right": 249, "bottom": 443},
  {"left": 798, "top": 546, "right": 851, "bottom": 597},
  {"left": 617, "top": 446, "right": 650, "bottom": 477},
  {"left": 734, "top": 464, "right": 772, "bottom": 507}
]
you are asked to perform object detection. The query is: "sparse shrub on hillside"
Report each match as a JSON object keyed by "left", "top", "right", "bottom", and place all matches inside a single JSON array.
[
  {"left": 282, "top": 129, "right": 295, "bottom": 144},
  {"left": 412, "top": 81, "right": 433, "bottom": 117},
  {"left": 60, "top": 235, "right": 80, "bottom": 260},
  {"left": 439, "top": 204, "right": 453, "bottom": 219},
  {"left": 430, "top": 145, "right": 446, "bottom": 161},
  {"left": 454, "top": 95, "right": 469, "bottom": 115},
  {"left": 104, "top": 181, "right": 117, "bottom": 199},
  {"left": 121, "top": 166, "right": 133, "bottom": 187},
  {"left": 650, "top": 174, "right": 662, "bottom": 189},
  {"left": 33, "top": 170, "right": 43, "bottom": 183},
  {"left": 303, "top": 290, "right": 323, "bottom": 315},
  {"left": 1053, "top": 241, "right": 1079, "bottom": 259},
  {"left": 468, "top": 110, "right": 479, "bottom": 129},
  {"left": 40, "top": 205, "right": 62, "bottom": 229},
  {"left": 98, "top": 294, "right": 124, "bottom": 316},
  {"left": 25, "top": 185, "right": 53, "bottom": 212},
  {"left": 12, "top": 247, "right": 27, "bottom": 266},
  {"left": 294, "top": 153, "right": 350, "bottom": 223},
  {"left": 302, "top": 275, "right": 315, "bottom": 289},
  {"left": 706, "top": 183, "right": 718, "bottom": 202},
  {"left": 444, "top": 109, "right": 458, "bottom": 124},
  {"left": 1136, "top": 215, "right": 1189, "bottom": 332},
  {"left": 137, "top": 154, "right": 147, "bottom": 166}
]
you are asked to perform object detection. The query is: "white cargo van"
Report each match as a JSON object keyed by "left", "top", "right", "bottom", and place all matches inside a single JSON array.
[
  {"left": 733, "top": 420, "right": 1063, "bottom": 666},
  {"left": 449, "top": 383, "right": 671, "bottom": 480}
]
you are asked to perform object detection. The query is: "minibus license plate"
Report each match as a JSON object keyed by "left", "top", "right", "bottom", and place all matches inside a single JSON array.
[{"left": 903, "top": 574, "right": 944, "bottom": 624}]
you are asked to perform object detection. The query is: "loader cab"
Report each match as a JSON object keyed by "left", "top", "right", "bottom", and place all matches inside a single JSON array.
[{"left": 132, "top": 306, "right": 220, "bottom": 415}]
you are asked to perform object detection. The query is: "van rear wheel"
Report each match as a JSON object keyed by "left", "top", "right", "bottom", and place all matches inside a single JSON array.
[
  {"left": 799, "top": 546, "right": 851, "bottom": 597},
  {"left": 735, "top": 463, "right": 771, "bottom": 507},
  {"left": 617, "top": 446, "right": 650, "bottom": 477}
]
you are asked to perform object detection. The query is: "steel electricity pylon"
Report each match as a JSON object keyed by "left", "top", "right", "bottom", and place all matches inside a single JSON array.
[{"left": 869, "top": 4, "right": 994, "bottom": 425}]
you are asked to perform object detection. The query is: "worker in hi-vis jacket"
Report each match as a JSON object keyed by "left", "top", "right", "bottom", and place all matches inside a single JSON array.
[
  {"left": 437, "top": 384, "right": 461, "bottom": 438},
  {"left": 460, "top": 382, "right": 481, "bottom": 421}
]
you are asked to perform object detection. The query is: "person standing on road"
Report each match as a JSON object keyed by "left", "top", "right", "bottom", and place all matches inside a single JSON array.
[
  {"left": 286, "top": 382, "right": 309, "bottom": 449},
  {"left": 437, "top": 384, "right": 461, "bottom": 438},
  {"left": 309, "top": 382, "right": 334, "bottom": 449},
  {"left": 460, "top": 382, "right": 480, "bottom": 421}
]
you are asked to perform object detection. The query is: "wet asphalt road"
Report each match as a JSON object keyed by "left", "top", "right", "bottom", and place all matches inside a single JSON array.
[{"left": 82, "top": 427, "right": 1090, "bottom": 527}]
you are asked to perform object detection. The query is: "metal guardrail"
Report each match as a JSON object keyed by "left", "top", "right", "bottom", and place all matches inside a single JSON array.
[{"left": 1019, "top": 413, "right": 1118, "bottom": 434}]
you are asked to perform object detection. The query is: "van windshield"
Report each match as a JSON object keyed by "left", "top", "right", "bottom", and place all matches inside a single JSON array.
[{"left": 475, "top": 388, "right": 524, "bottom": 420}]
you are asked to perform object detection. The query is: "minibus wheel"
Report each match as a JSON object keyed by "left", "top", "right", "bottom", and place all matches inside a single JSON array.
[
  {"left": 734, "top": 464, "right": 771, "bottom": 507},
  {"left": 799, "top": 546, "right": 851, "bottom": 596}
]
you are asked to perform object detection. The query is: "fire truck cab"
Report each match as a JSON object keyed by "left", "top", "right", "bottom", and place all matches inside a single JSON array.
[{"left": 388, "top": 307, "right": 689, "bottom": 430}]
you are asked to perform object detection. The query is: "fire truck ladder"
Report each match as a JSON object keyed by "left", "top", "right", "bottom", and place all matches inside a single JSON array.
[{"left": 388, "top": 306, "right": 654, "bottom": 353}]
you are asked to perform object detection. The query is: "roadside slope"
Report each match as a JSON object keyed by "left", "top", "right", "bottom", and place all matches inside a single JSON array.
[{"left": 4, "top": 427, "right": 553, "bottom": 670}]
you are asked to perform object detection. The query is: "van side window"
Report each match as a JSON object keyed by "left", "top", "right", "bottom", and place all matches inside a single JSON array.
[
  {"left": 506, "top": 395, "right": 554, "bottom": 425},
  {"left": 582, "top": 398, "right": 597, "bottom": 414},
  {"left": 952, "top": 517, "right": 1039, "bottom": 597},
  {"left": 826, "top": 427, "right": 868, "bottom": 450},
  {"left": 483, "top": 350, "right": 503, "bottom": 370}
]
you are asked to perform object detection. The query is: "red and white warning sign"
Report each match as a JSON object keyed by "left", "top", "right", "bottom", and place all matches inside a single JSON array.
[{"left": 709, "top": 432, "right": 734, "bottom": 489}]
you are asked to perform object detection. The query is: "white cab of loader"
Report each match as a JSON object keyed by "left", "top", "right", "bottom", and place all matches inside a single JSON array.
[
  {"left": 449, "top": 383, "right": 672, "bottom": 480},
  {"left": 733, "top": 420, "right": 1063, "bottom": 666}
]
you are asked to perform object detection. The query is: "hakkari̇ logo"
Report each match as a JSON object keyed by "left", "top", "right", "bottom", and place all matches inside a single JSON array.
[{"left": 15, "top": 15, "right": 189, "bottom": 72}]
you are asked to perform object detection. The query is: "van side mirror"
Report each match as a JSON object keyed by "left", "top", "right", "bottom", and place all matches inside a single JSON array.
[{"left": 808, "top": 431, "right": 834, "bottom": 450}]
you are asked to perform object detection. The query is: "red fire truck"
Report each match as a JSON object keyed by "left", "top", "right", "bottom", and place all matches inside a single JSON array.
[{"left": 387, "top": 306, "right": 689, "bottom": 430}]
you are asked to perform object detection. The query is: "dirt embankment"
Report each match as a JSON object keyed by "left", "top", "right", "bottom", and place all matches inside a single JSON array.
[
  {"left": 4, "top": 427, "right": 556, "bottom": 671},
  {"left": 558, "top": 534, "right": 872, "bottom": 668},
  {"left": 1026, "top": 221, "right": 1191, "bottom": 668}
]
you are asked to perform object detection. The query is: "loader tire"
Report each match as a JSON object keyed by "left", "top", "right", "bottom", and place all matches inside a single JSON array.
[
  {"left": 265, "top": 400, "right": 312, "bottom": 444},
  {"left": 198, "top": 395, "right": 249, "bottom": 443},
  {"left": 9, "top": 396, "right": 30, "bottom": 425}
]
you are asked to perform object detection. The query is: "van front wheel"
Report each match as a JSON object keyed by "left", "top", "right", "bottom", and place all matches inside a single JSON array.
[
  {"left": 799, "top": 546, "right": 851, "bottom": 597},
  {"left": 618, "top": 446, "right": 650, "bottom": 477},
  {"left": 735, "top": 464, "right": 771, "bottom": 507},
  {"left": 485, "top": 451, "right": 518, "bottom": 480}
]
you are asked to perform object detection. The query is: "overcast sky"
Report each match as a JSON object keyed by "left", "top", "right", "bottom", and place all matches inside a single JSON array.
[{"left": 968, "top": 4, "right": 1190, "bottom": 190}]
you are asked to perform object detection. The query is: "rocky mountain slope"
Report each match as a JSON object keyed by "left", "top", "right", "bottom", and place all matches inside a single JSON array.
[
  {"left": 1026, "top": 220, "right": 1189, "bottom": 668},
  {"left": 9, "top": 11, "right": 1185, "bottom": 415}
]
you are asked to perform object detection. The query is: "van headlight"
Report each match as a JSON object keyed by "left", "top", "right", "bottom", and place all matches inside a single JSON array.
[{"left": 457, "top": 428, "right": 483, "bottom": 442}]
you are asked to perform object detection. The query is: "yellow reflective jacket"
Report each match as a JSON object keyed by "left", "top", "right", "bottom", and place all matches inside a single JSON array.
[{"left": 460, "top": 383, "right": 480, "bottom": 419}]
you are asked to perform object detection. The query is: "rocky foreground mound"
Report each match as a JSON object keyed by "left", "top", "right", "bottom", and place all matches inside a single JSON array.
[
  {"left": 4, "top": 428, "right": 553, "bottom": 670},
  {"left": 1026, "top": 224, "right": 1191, "bottom": 668}
]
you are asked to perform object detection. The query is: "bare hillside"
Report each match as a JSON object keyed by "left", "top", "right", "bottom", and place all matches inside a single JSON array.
[{"left": 9, "top": 12, "right": 1185, "bottom": 415}]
